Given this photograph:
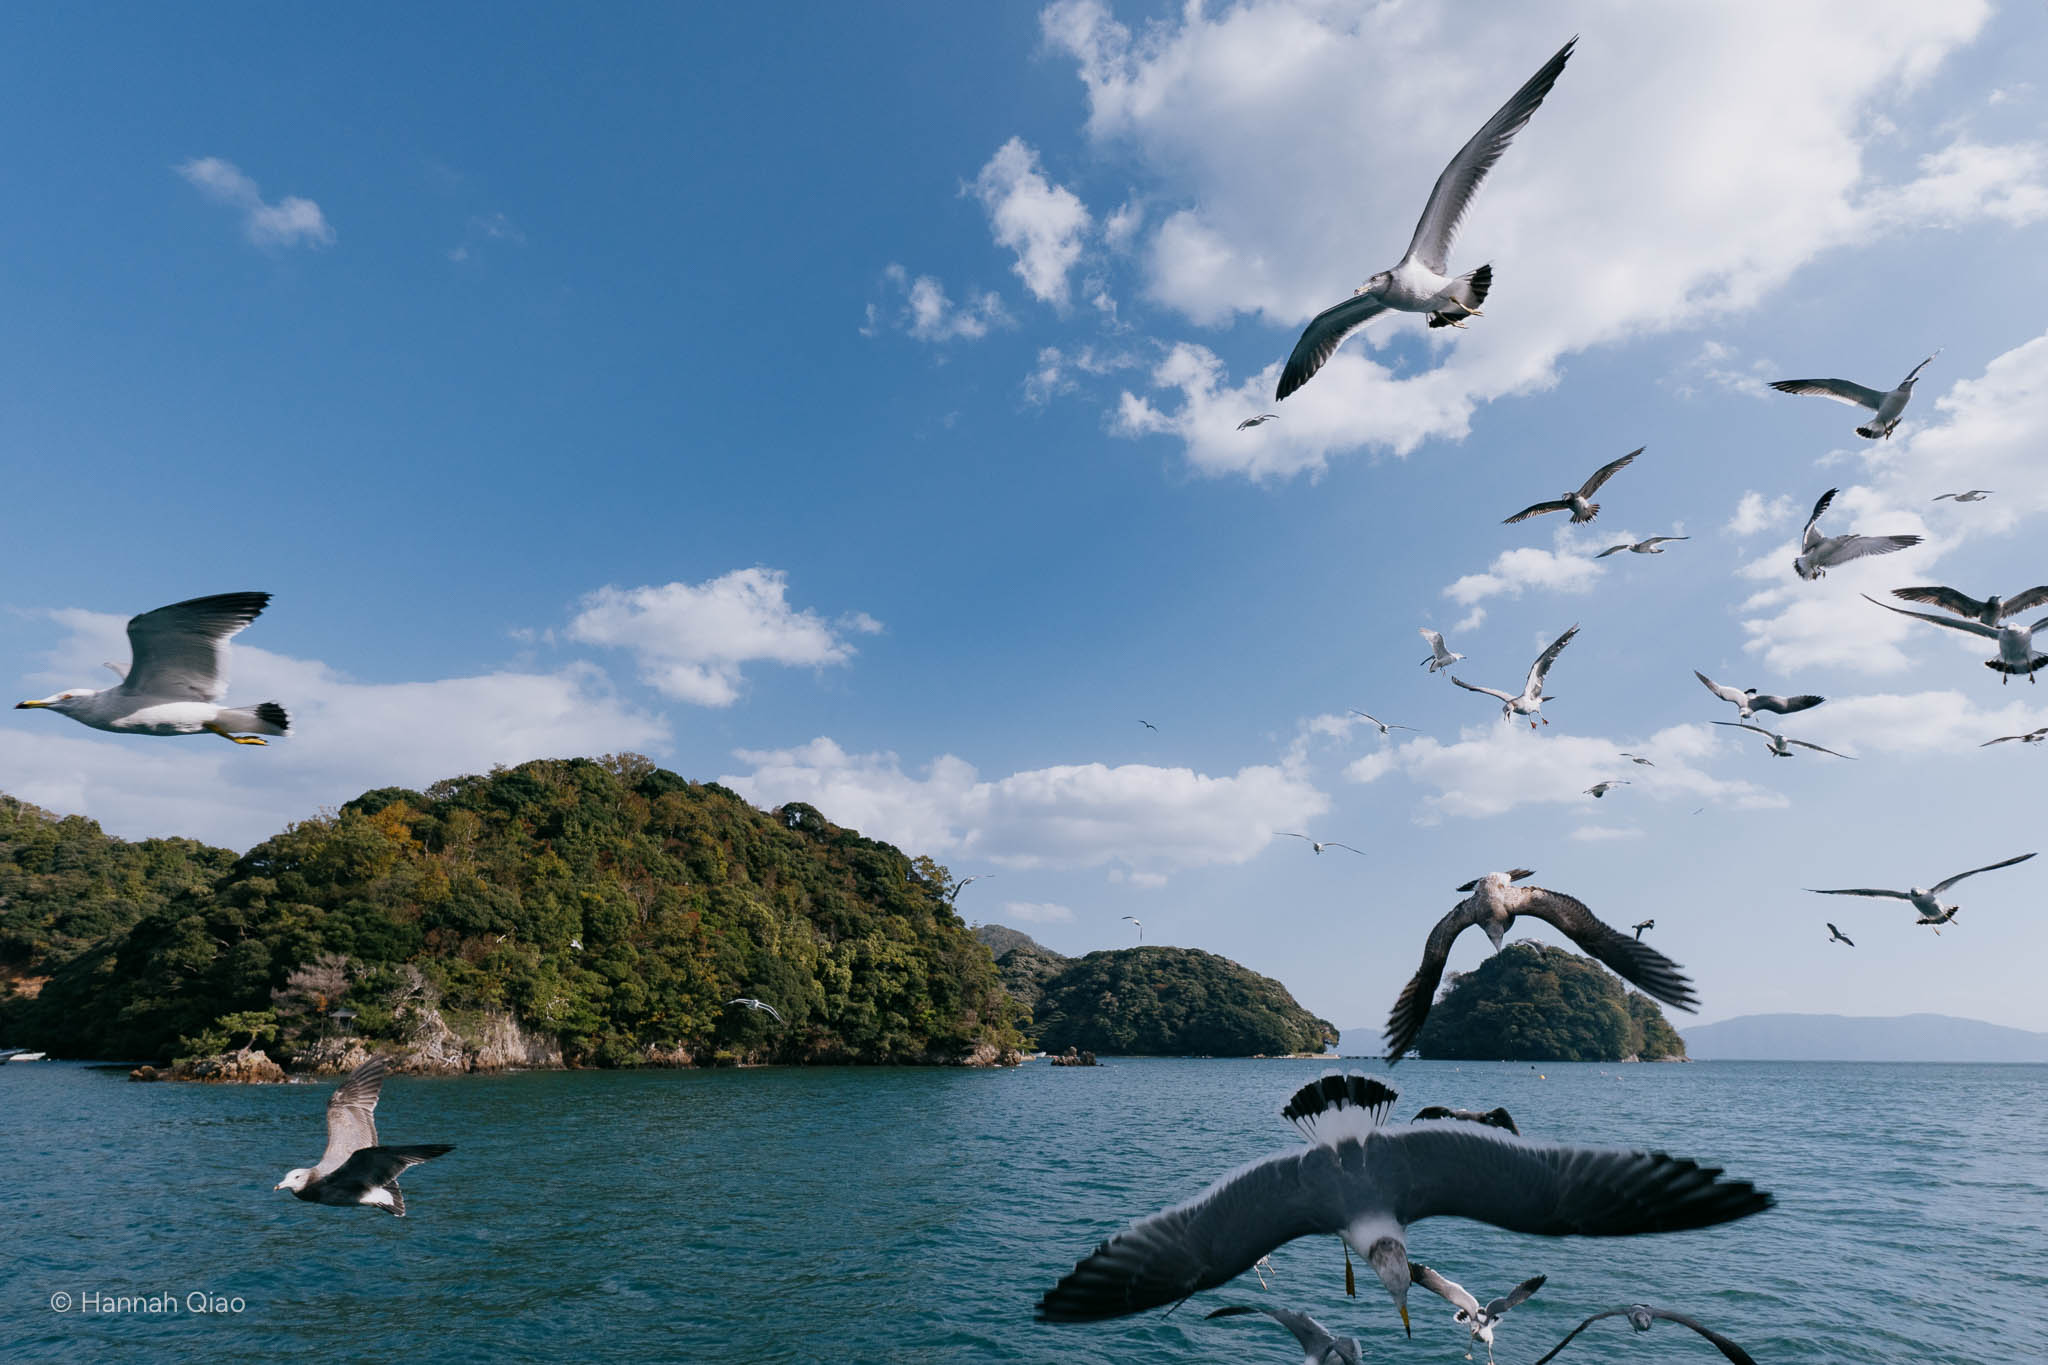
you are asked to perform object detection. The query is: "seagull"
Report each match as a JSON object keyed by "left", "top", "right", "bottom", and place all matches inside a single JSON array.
[
  {"left": 1712, "top": 720, "right": 1855, "bottom": 759},
  {"left": 1826, "top": 923, "right": 1855, "bottom": 947},
  {"left": 1631, "top": 918, "right": 1654, "bottom": 940},
  {"left": 1205, "top": 1305, "right": 1363, "bottom": 1365},
  {"left": 1419, "top": 628, "right": 1465, "bottom": 674},
  {"left": 1694, "top": 671, "right": 1825, "bottom": 721},
  {"left": 1138, "top": 719, "right": 1159, "bottom": 731},
  {"left": 1384, "top": 871, "right": 1698, "bottom": 1061},
  {"left": 1036, "top": 1071, "right": 1771, "bottom": 1333},
  {"left": 1983, "top": 726, "right": 2048, "bottom": 746},
  {"left": 1807, "top": 852, "right": 2036, "bottom": 934},
  {"left": 1770, "top": 351, "right": 1938, "bottom": 440},
  {"left": 1793, "top": 488, "right": 1921, "bottom": 581},
  {"left": 1410, "top": 1105, "right": 1519, "bottom": 1135},
  {"left": 1350, "top": 709, "right": 1417, "bottom": 738},
  {"left": 1503, "top": 449, "right": 1641, "bottom": 525},
  {"left": 1280, "top": 833, "right": 1367, "bottom": 857},
  {"left": 1409, "top": 1263, "right": 1546, "bottom": 1365},
  {"left": 1533, "top": 1305, "right": 1757, "bottom": 1364},
  {"left": 1618, "top": 752, "right": 1654, "bottom": 766},
  {"left": 1584, "top": 781, "right": 1628, "bottom": 798},
  {"left": 14, "top": 592, "right": 290, "bottom": 744},
  {"left": 1452, "top": 625, "right": 1577, "bottom": 728},
  {"left": 1889, "top": 582, "right": 2048, "bottom": 628},
  {"left": 1933, "top": 489, "right": 1993, "bottom": 502},
  {"left": 1863, "top": 594, "right": 2048, "bottom": 684},
  {"left": 728, "top": 997, "right": 785, "bottom": 1023},
  {"left": 1122, "top": 915, "right": 1144, "bottom": 942},
  {"left": 1238, "top": 413, "right": 1281, "bottom": 430},
  {"left": 946, "top": 874, "right": 993, "bottom": 902},
  {"left": 1595, "top": 534, "right": 1688, "bottom": 558},
  {"left": 273, "top": 1058, "right": 452, "bottom": 1216},
  {"left": 1275, "top": 38, "right": 1576, "bottom": 400}
]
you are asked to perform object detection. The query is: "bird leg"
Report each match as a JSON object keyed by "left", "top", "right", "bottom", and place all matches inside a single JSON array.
[
  {"left": 1344, "top": 1242, "right": 1356, "bottom": 1297},
  {"left": 203, "top": 724, "right": 267, "bottom": 745}
]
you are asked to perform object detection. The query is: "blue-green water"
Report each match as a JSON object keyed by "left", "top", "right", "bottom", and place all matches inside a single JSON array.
[{"left": 4, "top": 1058, "right": 2043, "bottom": 1362}]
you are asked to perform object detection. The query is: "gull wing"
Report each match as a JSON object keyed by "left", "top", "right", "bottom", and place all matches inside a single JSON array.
[
  {"left": 1401, "top": 38, "right": 1577, "bottom": 274},
  {"left": 1827, "top": 534, "right": 1921, "bottom": 566},
  {"left": 1385, "top": 899, "right": 1488, "bottom": 1059},
  {"left": 1899, "top": 351, "right": 1940, "bottom": 385},
  {"left": 1451, "top": 676, "right": 1516, "bottom": 705},
  {"left": 1771, "top": 378, "right": 1885, "bottom": 411},
  {"left": 1576, "top": 448, "right": 1641, "bottom": 499},
  {"left": 1711, "top": 720, "right": 1776, "bottom": 740},
  {"left": 1595, "top": 543, "right": 1631, "bottom": 558},
  {"left": 316, "top": 1057, "right": 385, "bottom": 1177},
  {"left": 1890, "top": 585, "right": 1991, "bottom": 618},
  {"left": 1409, "top": 1263, "right": 1481, "bottom": 1317},
  {"left": 1806, "top": 887, "right": 1910, "bottom": 901},
  {"left": 1638, "top": 536, "right": 1689, "bottom": 548},
  {"left": 1694, "top": 671, "right": 1744, "bottom": 706},
  {"left": 1524, "top": 624, "right": 1579, "bottom": 698},
  {"left": 1999, "top": 586, "right": 2048, "bottom": 618},
  {"left": 1801, "top": 488, "right": 1837, "bottom": 549},
  {"left": 121, "top": 591, "right": 270, "bottom": 704},
  {"left": 1749, "top": 692, "right": 1825, "bottom": 715},
  {"left": 1322, "top": 842, "right": 1368, "bottom": 857},
  {"left": 1784, "top": 738, "right": 1856, "bottom": 759},
  {"left": 324, "top": 1143, "right": 451, "bottom": 1196},
  {"left": 1504, "top": 498, "right": 1573, "bottom": 524},
  {"left": 1533, "top": 1306, "right": 1758, "bottom": 1365},
  {"left": 1862, "top": 595, "right": 1997, "bottom": 639},
  {"left": 1827, "top": 923, "right": 1854, "bottom": 946},
  {"left": 1487, "top": 1274, "right": 1548, "bottom": 1317},
  {"left": 1516, "top": 888, "right": 1699, "bottom": 1011},
  {"left": 1929, "top": 851, "right": 2036, "bottom": 896},
  {"left": 1981, "top": 735, "right": 2021, "bottom": 747},
  {"left": 1277, "top": 295, "right": 1391, "bottom": 401},
  {"left": 1419, "top": 628, "right": 1451, "bottom": 661},
  {"left": 1205, "top": 1305, "right": 1343, "bottom": 1358}
]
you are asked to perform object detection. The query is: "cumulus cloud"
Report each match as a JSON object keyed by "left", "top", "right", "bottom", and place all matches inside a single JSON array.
[
  {"left": 1726, "top": 491, "right": 1798, "bottom": 537},
  {"left": 1444, "top": 525, "right": 1608, "bottom": 608},
  {"left": 567, "top": 569, "right": 879, "bottom": 706},
  {"left": 1000, "top": 900, "right": 1077, "bottom": 924},
  {"left": 176, "top": 157, "right": 335, "bottom": 248},
  {"left": 866, "top": 264, "right": 1010, "bottom": 342},
  {"left": 971, "top": 138, "right": 1092, "bottom": 308}
]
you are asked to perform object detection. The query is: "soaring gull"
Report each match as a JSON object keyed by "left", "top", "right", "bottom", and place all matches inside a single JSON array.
[
  {"left": 1890, "top": 582, "right": 2048, "bottom": 628},
  {"left": 1275, "top": 38, "right": 1576, "bottom": 400},
  {"left": 1384, "top": 871, "right": 1697, "bottom": 1061},
  {"left": 1933, "top": 489, "right": 1992, "bottom": 502},
  {"left": 1411, "top": 1105, "right": 1519, "bottom": 1135},
  {"left": 1419, "top": 628, "right": 1465, "bottom": 674},
  {"left": 1409, "top": 1263, "right": 1546, "bottom": 1364},
  {"left": 1863, "top": 594, "right": 2048, "bottom": 684},
  {"left": 1281, "top": 832, "right": 1366, "bottom": 857},
  {"left": 1983, "top": 726, "right": 2048, "bottom": 746},
  {"left": 1350, "top": 709, "right": 1417, "bottom": 738},
  {"left": 1122, "top": 916, "right": 1144, "bottom": 942},
  {"left": 1770, "top": 351, "right": 1938, "bottom": 440},
  {"left": 1503, "top": 449, "right": 1641, "bottom": 525},
  {"left": 1808, "top": 852, "right": 2036, "bottom": 934},
  {"left": 1712, "top": 720, "right": 1855, "bottom": 760},
  {"left": 1534, "top": 1305, "right": 1757, "bottom": 1364},
  {"left": 1695, "top": 670, "right": 1825, "bottom": 721},
  {"left": 1453, "top": 625, "right": 1576, "bottom": 728},
  {"left": 1618, "top": 752, "right": 1654, "bottom": 766},
  {"left": 15, "top": 592, "right": 289, "bottom": 744},
  {"left": 1827, "top": 922, "right": 1855, "bottom": 947},
  {"left": 1793, "top": 488, "right": 1921, "bottom": 581},
  {"left": 1205, "top": 1305, "right": 1363, "bottom": 1365},
  {"left": 946, "top": 873, "right": 993, "bottom": 902},
  {"left": 1583, "top": 781, "right": 1628, "bottom": 798},
  {"left": 274, "top": 1058, "right": 452, "bottom": 1216},
  {"left": 728, "top": 997, "right": 785, "bottom": 1022},
  {"left": 1238, "top": 413, "right": 1281, "bottom": 430},
  {"left": 1596, "top": 534, "right": 1688, "bottom": 558},
  {"left": 1037, "top": 1071, "right": 1770, "bottom": 1334},
  {"left": 1631, "top": 918, "right": 1654, "bottom": 940}
]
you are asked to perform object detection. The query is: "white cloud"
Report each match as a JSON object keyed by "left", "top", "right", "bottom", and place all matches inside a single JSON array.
[
  {"left": 1000, "top": 900, "right": 1077, "bottom": 924},
  {"left": 1103, "top": 197, "right": 1144, "bottom": 248},
  {"left": 1726, "top": 491, "right": 1798, "bottom": 537},
  {"left": 1669, "top": 341, "right": 1777, "bottom": 401},
  {"left": 1106, "top": 868, "right": 1167, "bottom": 888},
  {"left": 176, "top": 157, "right": 335, "bottom": 248},
  {"left": 866, "top": 264, "right": 1010, "bottom": 342},
  {"left": 1859, "top": 138, "right": 2048, "bottom": 229},
  {"left": 971, "top": 138, "right": 1092, "bottom": 308},
  {"left": 1024, "top": 343, "right": 1139, "bottom": 404},
  {"left": 720, "top": 737, "right": 1327, "bottom": 872},
  {"left": 1443, "top": 525, "right": 1607, "bottom": 608},
  {"left": 567, "top": 569, "right": 876, "bottom": 706},
  {"left": 1791, "top": 690, "right": 2048, "bottom": 756}
]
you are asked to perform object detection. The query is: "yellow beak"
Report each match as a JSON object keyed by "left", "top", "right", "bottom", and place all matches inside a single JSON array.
[
  {"left": 15, "top": 700, "right": 47, "bottom": 709},
  {"left": 1400, "top": 1303, "right": 1411, "bottom": 1336}
]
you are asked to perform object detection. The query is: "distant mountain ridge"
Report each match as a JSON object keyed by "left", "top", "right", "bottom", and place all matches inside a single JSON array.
[{"left": 1683, "top": 1013, "right": 2048, "bottom": 1062}]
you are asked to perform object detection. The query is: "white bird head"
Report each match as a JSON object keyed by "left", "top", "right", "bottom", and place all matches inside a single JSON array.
[
  {"left": 1364, "top": 1236, "right": 1412, "bottom": 1336},
  {"left": 14, "top": 690, "right": 96, "bottom": 714},
  {"left": 274, "top": 1168, "right": 314, "bottom": 1193},
  {"left": 1357, "top": 270, "right": 1392, "bottom": 297}
]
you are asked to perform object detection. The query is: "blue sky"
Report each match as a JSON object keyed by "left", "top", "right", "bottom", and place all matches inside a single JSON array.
[{"left": 7, "top": 2, "right": 2048, "bottom": 1033}]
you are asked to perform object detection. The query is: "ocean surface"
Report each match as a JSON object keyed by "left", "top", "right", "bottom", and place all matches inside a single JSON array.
[{"left": 4, "top": 1057, "right": 2043, "bottom": 1363}]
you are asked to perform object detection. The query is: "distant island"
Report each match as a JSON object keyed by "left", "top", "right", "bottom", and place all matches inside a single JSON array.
[
  {"left": 975, "top": 925, "right": 1335, "bottom": 1057},
  {"left": 1682, "top": 1013, "right": 2048, "bottom": 1063}
]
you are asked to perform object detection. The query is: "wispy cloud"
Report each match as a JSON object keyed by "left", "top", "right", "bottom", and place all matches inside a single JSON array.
[
  {"left": 865, "top": 264, "right": 1010, "bottom": 342},
  {"left": 176, "top": 157, "right": 335, "bottom": 248}
]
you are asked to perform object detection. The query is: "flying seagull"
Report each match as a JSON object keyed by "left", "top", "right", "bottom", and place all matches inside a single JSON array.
[
  {"left": 1280, "top": 833, "right": 1366, "bottom": 857},
  {"left": 1933, "top": 489, "right": 1992, "bottom": 502},
  {"left": 1411, "top": 1105, "right": 1519, "bottom": 1135},
  {"left": 1584, "top": 781, "right": 1628, "bottom": 798},
  {"left": 1122, "top": 915, "right": 1144, "bottom": 942},
  {"left": 1419, "top": 628, "right": 1465, "bottom": 674},
  {"left": 1138, "top": 719, "right": 1158, "bottom": 731},
  {"left": 1983, "top": 726, "right": 2048, "bottom": 746},
  {"left": 1503, "top": 449, "right": 1641, "bottom": 525},
  {"left": 1863, "top": 593, "right": 2048, "bottom": 684},
  {"left": 728, "top": 997, "right": 785, "bottom": 1023},
  {"left": 1618, "top": 752, "right": 1654, "bottom": 766},
  {"left": 1794, "top": 488, "right": 1921, "bottom": 581},
  {"left": 1826, "top": 923, "right": 1855, "bottom": 947},
  {"left": 1384, "top": 871, "right": 1698, "bottom": 1061},
  {"left": 1533, "top": 1305, "right": 1757, "bottom": 1365},
  {"left": 1712, "top": 720, "right": 1855, "bottom": 760},
  {"left": 15, "top": 592, "right": 289, "bottom": 744},
  {"left": 1595, "top": 534, "right": 1688, "bottom": 558},
  {"left": 1808, "top": 852, "right": 2036, "bottom": 934},
  {"left": 1889, "top": 582, "right": 2048, "bottom": 628},
  {"left": 1694, "top": 671, "right": 1825, "bottom": 721},
  {"left": 1036, "top": 1071, "right": 1771, "bottom": 1333},
  {"left": 1275, "top": 38, "right": 1577, "bottom": 400},
  {"left": 1452, "top": 625, "right": 1577, "bottom": 728},
  {"left": 1350, "top": 709, "right": 1417, "bottom": 738},
  {"left": 1238, "top": 413, "right": 1281, "bottom": 430},
  {"left": 946, "top": 874, "right": 993, "bottom": 902},
  {"left": 273, "top": 1058, "right": 452, "bottom": 1216},
  {"left": 1631, "top": 918, "right": 1654, "bottom": 940},
  {"left": 1205, "top": 1305, "right": 1364, "bottom": 1365},
  {"left": 1770, "top": 351, "right": 1938, "bottom": 440},
  {"left": 1409, "top": 1263, "right": 1546, "bottom": 1365}
]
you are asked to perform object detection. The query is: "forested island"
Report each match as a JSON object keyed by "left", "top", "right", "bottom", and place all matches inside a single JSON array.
[{"left": 1410, "top": 942, "right": 1687, "bottom": 1062}]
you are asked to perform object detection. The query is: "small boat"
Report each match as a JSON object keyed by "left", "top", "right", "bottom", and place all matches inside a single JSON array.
[{"left": 0, "top": 1049, "right": 47, "bottom": 1063}]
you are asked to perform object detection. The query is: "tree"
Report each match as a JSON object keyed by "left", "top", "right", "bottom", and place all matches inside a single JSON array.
[{"left": 1413, "top": 942, "right": 1687, "bottom": 1062}]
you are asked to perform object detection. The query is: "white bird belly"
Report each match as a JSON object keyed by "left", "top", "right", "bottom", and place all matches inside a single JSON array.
[
  {"left": 107, "top": 702, "right": 223, "bottom": 736},
  {"left": 1381, "top": 262, "right": 1451, "bottom": 312}
]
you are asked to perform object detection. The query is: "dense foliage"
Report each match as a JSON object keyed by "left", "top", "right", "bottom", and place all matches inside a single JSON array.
[
  {"left": 976, "top": 925, "right": 1072, "bottom": 1021},
  {"left": 1, "top": 757, "right": 1022, "bottom": 1066},
  {"left": 1412, "top": 942, "right": 1687, "bottom": 1062},
  {"left": 1026, "top": 944, "right": 1336, "bottom": 1057}
]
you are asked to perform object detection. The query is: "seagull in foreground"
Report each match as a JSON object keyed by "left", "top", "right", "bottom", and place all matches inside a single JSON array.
[
  {"left": 1122, "top": 915, "right": 1144, "bottom": 942},
  {"left": 1889, "top": 582, "right": 2048, "bottom": 628},
  {"left": 1694, "top": 671, "right": 1825, "bottom": 721},
  {"left": 1350, "top": 709, "right": 1417, "bottom": 738},
  {"left": 1826, "top": 923, "right": 1855, "bottom": 947},
  {"left": 1618, "top": 752, "right": 1654, "bottom": 766},
  {"left": 1933, "top": 489, "right": 1993, "bottom": 502},
  {"left": 1238, "top": 413, "right": 1281, "bottom": 430},
  {"left": 1595, "top": 534, "right": 1688, "bottom": 558},
  {"left": 1983, "top": 726, "right": 2048, "bottom": 746},
  {"left": 728, "top": 997, "right": 785, "bottom": 1022},
  {"left": 1206, "top": 1304, "right": 1363, "bottom": 1365},
  {"left": 1275, "top": 38, "right": 1576, "bottom": 400},
  {"left": 1452, "top": 625, "right": 1577, "bottom": 728},
  {"left": 1583, "top": 781, "right": 1628, "bottom": 798},
  {"left": 1770, "top": 351, "right": 1938, "bottom": 440},
  {"left": 1807, "top": 852, "right": 2036, "bottom": 934},
  {"left": 1863, "top": 593, "right": 2048, "bottom": 684},
  {"left": 1533, "top": 1304, "right": 1757, "bottom": 1364},
  {"left": 946, "top": 874, "right": 993, "bottom": 902},
  {"left": 1409, "top": 1263, "right": 1546, "bottom": 1364},
  {"left": 1631, "top": 918, "right": 1654, "bottom": 940},
  {"left": 1503, "top": 449, "right": 1641, "bottom": 525},
  {"left": 1419, "top": 628, "right": 1465, "bottom": 674},
  {"left": 1280, "top": 832, "right": 1367, "bottom": 857},
  {"left": 1712, "top": 720, "right": 1855, "bottom": 759},
  {"left": 1384, "top": 871, "right": 1698, "bottom": 1061},
  {"left": 1793, "top": 488, "right": 1922, "bottom": 580},
  {"left": 1411, "top": 1105, "right": 1519, "bottom": 1135},
  {"left": 273, "top": 1058, "right": 451, "bottom": 1216},
  {"left": 1036, "top": 1071, "right": 1771, "bottom": 1334},
  {"left": 15, "top": 592, "right": 290, "bottom": 744}
]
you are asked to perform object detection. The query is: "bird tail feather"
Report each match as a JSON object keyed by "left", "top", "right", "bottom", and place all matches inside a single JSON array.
[
  {"left": 219, "top": 702, "right": 290, "bottom": 735},
  {"left": 1427, "top": 264, "right": 1491, "bottom": 328},
  {"left": 1985, "top": 656, "right": 2048, "bottom": 675},
  {"left": 1281, "top": 1070, "right": 1399, "bottom": 1146}
]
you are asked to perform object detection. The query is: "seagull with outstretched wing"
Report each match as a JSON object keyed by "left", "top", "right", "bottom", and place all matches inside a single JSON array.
[
  {"left": 1713, "top": 720, "right": 1855, "bottom": 760},
  {"left": 1890, "top": 582, "right": 2048, "bottom": 627},
  {"left": 1418, "top": 627, "right": 1464, "bottom": 674},
  {"left": 1409, "top": 1263, "right": 1547, "bottom": 1364},
  {"left": 1808, "top": 852, "right": 2036, "bottom": 933},
  {"left": 1695, "top": 670, "right": 1825, "bottom": 722},
  {"left": 1863, "top": 594, "right": 2048, "bottom": 684},
  {"left": 1452, "top": 625, "right": 1577, "bottom": 728},
  {"left": 1933, "top": 489, "right": 1992, "bottom": 502},
  {"left": 1982, "top": 726, "right": 2048, "bottom": 747},
  {"left": 1793, "top": 487, "right": 1921, "bottom": 580},
  {"left": 1504, "top": 449, "right": 1641, "bottom": 525},
  {"left": 728, "top": 997, "right": 786, "bottom": 1022},
  {"left": 273, "top": 1058, "right": 452, "bottom": 1216},
  {"left": 1412, "top": 1104, "right": 1520, "bottom": 1135},
  {"left": 1280, "top": 832, "right": 1366, "bottom": 857},
  {"left": 1350, "top": 709, "right": 1417, "bottom": 738},
  {"left": 1205, "top": 1304, "right": 1363, "bottom": 1365},
  {"left": 1771, "top": 351, "right": 1938, "bottom": 439},
  {"left": 1534, "top": 1304, "right": 1757, "bottom": 1364},
  {"left": 1237, "top": 413, "right": 1280, "bottom": 430},
  {"left": 1596, "top": 534, "right": 1688, "bottom": 557},
  {"left": 1826, "top": 923, "right": 1855, "bottom": 947}
]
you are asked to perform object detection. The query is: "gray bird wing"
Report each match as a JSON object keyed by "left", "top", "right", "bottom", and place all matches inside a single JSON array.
[
  {"left": 1999, "top": 586, "right": 2048, "bottom": 618},
  {"left": 1451, "top": 676, "right": 1516, "bottom": 705},
  {"left": 1638, "top": 536, "right": 1689, "bottom": 548},
  {"left": 1323, "top": 842, "right": 1368, "bottom": 856},
  {"left": 1277, "top": 295, "right": 1391, "bottom": 401},
  {"left": 1771, "top": 378, "right": 1885, "bottom": 411},
  {"left": 1827, "top": 924, "right": 1855, "bottom": 945},
  {"left": 1900, "top": 352, "right": 1940, "bottom": 385},
  {"left": 1712, "top": 720, "right": 1776, "bottom": 740},
  {"left": 1402, "top": 38, "right": 1577, "bottom": 275},
  {"left": 1576, "top": 448, "right": 1641, "bottom": 499},
  {"left": 1801, "top": 488, "right": 1837, "bottom": 548},
  {"left": 1929, "top": 852, "right": 2037, "bottom": 896},
  {"left": 1890, "top": 585, "right": 1992, "bottom": 618},
  {"left": 1505, "top": 498, "right": 1574, "bottom": 524},
  {"left": 1385, "top": 898, "right": 1489, "bottom": 1059},
  {"left": 1862, "top": 595, "right": 1996, "bottom": 638},
  {"left": 1410, "top": 1262, "right": 1482, "bottom": 1316},
  {"left": 1533, "top": 1306, "right": 1757, "bottom": 1364},
  {"left": 1516, "top": 888, "right": 1699, "bottom": 1011},
  {"left": 1826, "top": 534, "right": 1921, "bottom": 566},
  {"left": 1807, "top": 887, "right": 1910, "bottom": 900},
  {"left": 1694, "top": 671, "right": 1744, "bottom": 706},
  {"left": 323, "top": 1144, "right": 452, "bottom": 1197},
  {"left": 1205, "top": 1304, "right": 1340, "bottom": 1356},
  {"left": 120, "top": 591, "right": 271, "bottom": 704},
  {"left": 1981, "top": 735, "right": 2019, "bottom": 746},
  {"left": 1525, "top": 625, "right": 1579, "bottom": 697},
  {"left": 1750, "top": 693, "right": 1825, "bottom": 715},
  {"left": 1487, "top": 1273, "right": 1548, "bottom": 1316},
  {"left": 316, "top": 1057, "right": 385, "bottom": 1176},
  {"left": 1596, "top": 543, "right": 1630, "bottom": 558},
  {"left": 1784, "top": 738, "right": 1856, "bottom": 759}
]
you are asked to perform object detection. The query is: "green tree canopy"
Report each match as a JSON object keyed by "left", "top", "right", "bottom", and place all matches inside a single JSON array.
[
  {"left": 1026, "top": 945, "right": 1335, "bottom": 1057},
  {"left": 1413, "top": 942, "right": 1688, "bottom": 1062}
]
